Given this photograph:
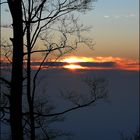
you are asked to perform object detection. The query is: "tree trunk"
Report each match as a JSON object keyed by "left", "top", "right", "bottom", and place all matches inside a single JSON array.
[
  {"left": 26, "top": 23, "right": 35, "bottom": 140},
  {"left": 8, "top": 0, "right": 24, "bottom": 140}
]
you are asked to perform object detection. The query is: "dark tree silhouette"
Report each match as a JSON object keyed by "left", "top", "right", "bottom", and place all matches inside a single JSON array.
[
  {"left": 0, "top": 1, "right": 110, "bottom": 140},
  {"left": 6, "top": 0, "right": 24, "bottom": 140},
  {"left": 21, "top": 1, "right": 96, "bottom": 139}
]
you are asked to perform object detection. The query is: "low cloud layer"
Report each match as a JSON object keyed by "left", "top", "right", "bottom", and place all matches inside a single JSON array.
[
  {"left": 30, "top": 56, "right": 139, "bottom": 71},
  {"left": 1, "top": 56, "right": 139, "bottom": 71}
]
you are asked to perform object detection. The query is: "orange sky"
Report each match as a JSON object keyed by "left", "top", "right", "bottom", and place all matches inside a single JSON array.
[
  {"left": 1, "top": 55, "right": 139, "bottom": 71},
  {"left": 60, "top": 56, "right": 139, "bottom": 71},
  {"left": 23, "top": 56, "right": 139, "bottom": 71},
  {"left": 1, "top": 0, "right": 139, "bottom": 72}
]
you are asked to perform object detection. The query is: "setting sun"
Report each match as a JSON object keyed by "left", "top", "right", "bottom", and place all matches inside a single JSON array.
[
  {"left": 61, "top": 57, "right": 87, "bottom": 63},
  {"left": 61, "top": 57, "right": 87, "bottom": 70},
  {"left": 60, "top": 56, "right": 139, "bottom": 71},
  {"left": 63, "top": 64, "right": 85, "bottom": 70}
]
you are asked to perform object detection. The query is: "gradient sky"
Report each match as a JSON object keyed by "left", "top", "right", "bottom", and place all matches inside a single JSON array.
[
  {"left": 1, "top": 0, "right": 139, "bottom": 61},
  {"left": 70, "top": 0, "right": 139, "bottom": 60}
]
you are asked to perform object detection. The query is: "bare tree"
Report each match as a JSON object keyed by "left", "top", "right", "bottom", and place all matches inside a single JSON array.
[
  {"left": 21, "top": 1, "right": 95, "bottom": 140},
  {"left": 0, "top": 1, "right": 110, "bottom": 140}
]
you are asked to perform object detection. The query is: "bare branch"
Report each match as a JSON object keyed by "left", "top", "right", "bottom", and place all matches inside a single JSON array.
[
  {"left": 23, "top": 98, "right": 96, "bottom": 118},
  {"left": 0, "top": 77, "right": 11, "bottom": 86},
  {"left": 0, "top": 1, "right": 7, "bottom": 5},
  {"left": 31, "top": 51, "right": 50, "bottom": 101}
]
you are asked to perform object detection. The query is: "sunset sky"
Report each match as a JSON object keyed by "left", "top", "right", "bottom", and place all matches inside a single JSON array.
[
  {"left": 1, "top": 0, "right": 139, "bottom": 70},
  {"left": 60, "top": 0, "right": 139, "bottom": 71},
  {"left": 1, "top": 2, "right": 139, "bottom": 139},
  {"left": 68, "top": 0, "right": 139, "bottom": 59}
]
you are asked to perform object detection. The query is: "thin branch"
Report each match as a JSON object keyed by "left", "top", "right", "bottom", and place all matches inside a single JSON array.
[
  {"left": 31, "top": 0, "right": 47, "bottom": 20},
  {"left": 0, "top": 77, "right": 11, "bottom": 86},
  {"left": 31, "top": 51, "right": 50, "bottom": 101},
  {"left": 22, "top": 1, "right": 27, "bottom": 22},
  {"left": 30, "top": 9, "right": 71, "bottom": 50},
  {"left": 23, "top": 98, "right": 97, "bottom": 118},
  {"left": 30, "top": 3, "right": 44, "bottom": 49},
  {"left": 0, "top": 1, "right": 7, "bottom": 5},
  {"left": 43, "top": 98, "right": 96, "bottom": 117},
  {"left": 24, "top": 44, "right": 71, "bottom": 55},
  {"left": 38, "top": 121, "right": 50, "bottom": 140}
]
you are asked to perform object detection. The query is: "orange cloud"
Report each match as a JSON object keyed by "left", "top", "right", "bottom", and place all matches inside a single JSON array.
[
  {"left": 60, "top": 56, "right": 139, "bottom": 71},
  {"left": 60, "top": 56, "right": 127, "bottom": 63},
  {"left": 1, "top": 55, "right": 139, "bottom": 71}
]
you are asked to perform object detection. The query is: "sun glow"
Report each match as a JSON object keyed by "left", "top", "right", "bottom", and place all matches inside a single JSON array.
[
  {"left": 61, "top": 57, "right": 87, "bottom": 70},
  {"left": 1, "top": 56, "right": 138, "bottom": 71},
  {"left": 61, "top": 56, "right": 139, "bottom": 71},
  {"left": 61, "top": 56, "right": 122, "bottom": 63},
  {"left": 61, "top": 57, "right": 87, "bottom": 63},
  {"left": 63, "top": 64, "right": 85, "bottom": 70}
]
